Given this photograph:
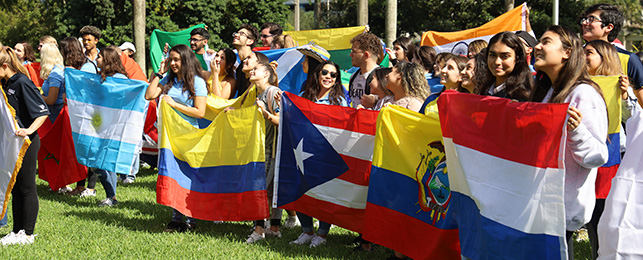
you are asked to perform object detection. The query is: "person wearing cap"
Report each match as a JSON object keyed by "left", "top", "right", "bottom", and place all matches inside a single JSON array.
[
  {"left": 296, "top": 42, "right": 330, "bottom": 94},
  {"left": 79, "top": 25, "right": 101, "bottom": 63},
  {"left": 515, "top": 30, "right": 538, "bottom": 75},
  {"left": 119, "top": 42, "right": 136, "bottom": 58}
]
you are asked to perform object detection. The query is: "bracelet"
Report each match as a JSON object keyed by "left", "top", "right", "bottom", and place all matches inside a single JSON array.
[{"left": 155, "top": 72, "right": 164, "bottom": 79}]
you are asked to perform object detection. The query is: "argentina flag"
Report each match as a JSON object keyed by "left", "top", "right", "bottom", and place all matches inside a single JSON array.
[{"left": 65, "top": 68, "right": 148, "bottom": 174}]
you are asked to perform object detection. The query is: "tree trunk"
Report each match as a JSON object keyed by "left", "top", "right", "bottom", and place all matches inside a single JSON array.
[
  {"left": 505, "top": 0, "right": 514, "bottom": 12},
  {"left": 294, "top": 0, "right": 300, "bottom": 31},
  {"left": 133, "top": 0, "right": 145, "bottom": 72},
  {"left": 386, "top": 0, "right": 397, "bottom": 47},
  {"left": 314, "top": 0, "right": 321, "bottom": 29},
  {"left": 357, "top": 0, "right": 368, "bottom": 26}
]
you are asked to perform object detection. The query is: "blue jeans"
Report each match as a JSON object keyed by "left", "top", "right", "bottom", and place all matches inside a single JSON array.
[
  {"left": 0, "top": 213, "right": 7, "bottom": 227},
  {"left": 94, "top": 168, "right": 117, "bottom": 198},
  {"left": 297, "top": 212, "right": 331, "bottom": 236}
]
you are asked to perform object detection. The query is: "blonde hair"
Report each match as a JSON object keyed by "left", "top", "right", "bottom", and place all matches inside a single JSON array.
[
  {"left": 40, "top": 43, "right": 64, "bottom": 80},
  {"left": 394, "top": 61, "right": 430, "bottom": 100},
  {"left": 271, "top": 34, "right": 296, "bottom": 49},
  {"left": 586, "top": 40, "right": 622, "bottom": 76},
  {"left": 40, "top": 35, "right": 58, "bottom": 47},
  {"left": 0, "top": 47, "right": 30, "bottom": 79}
]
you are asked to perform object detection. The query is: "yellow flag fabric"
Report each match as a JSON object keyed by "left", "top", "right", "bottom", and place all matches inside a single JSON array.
[
  {"left": 421, "top": 3, "right": 526, "bottom": 54},
  {"left": 285, "top": 26, "right": 366, "bottom": 50},
  {"left": 156, "top": 85, "right": 269, "bottom": 221},
  {"left": 1, "top": 88, "right": 31, "bottom": 219},
  {"left": 365, "top": 104, "right": 460, "bottom": 260},
  {"left": 590, "top": 75, "right": 621, "bottom": 135}
]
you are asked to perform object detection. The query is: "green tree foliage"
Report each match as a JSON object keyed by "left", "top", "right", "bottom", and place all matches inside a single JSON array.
[{"left": 0, "top": 0, "right": 288, "bottom": 58}]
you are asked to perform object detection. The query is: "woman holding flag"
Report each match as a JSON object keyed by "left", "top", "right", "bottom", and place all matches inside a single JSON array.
[
  {"left": 246, "top": 61, "right": 284, "bottom": 244},
  {"left": 0, "top": 46, "right": 50, "bottom": 245},
  {"left": 290, "top": 60, "right": 348, "bottom": 248},
  {"left": 385, "top": 61, "right": 430, "bottom": 112},
  {"left": 530, "top": 25, "right": 609, "bottom": 260},
  {"left": 91, "top": 46, "right": 131, "bottom": 207},
  {"left": 145, "top": 44, "right": 208, "bottom": 232}
]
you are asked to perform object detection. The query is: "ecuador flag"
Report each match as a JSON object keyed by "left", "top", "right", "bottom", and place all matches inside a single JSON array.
[
  {"left": 364, "top": 104, "right": 460, "bottom": 260},
  {"left": 591, "top": 76, "right": 621, "bottom": 198},
  {"left": 438, "top": 90, "right": 569, "bottom": 259},
  {"left": 157, "top": 89, "right": 268, "bottom": 221},
  {"left": 421, "top": 3, "right": 527, "bottom": 55}
]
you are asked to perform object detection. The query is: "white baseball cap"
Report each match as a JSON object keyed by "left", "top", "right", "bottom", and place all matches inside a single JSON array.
[{"left": 119, "top": 42, "right": 136, "bottom": 53}]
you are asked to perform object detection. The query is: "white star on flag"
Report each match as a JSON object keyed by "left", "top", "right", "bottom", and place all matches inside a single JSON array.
[{"left": 294, "top": 138, "right": 313, "bottom": 174}]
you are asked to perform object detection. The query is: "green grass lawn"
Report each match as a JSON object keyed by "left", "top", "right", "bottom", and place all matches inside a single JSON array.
[{"left": 0, "top": 166, "right": 593, "bottom": 259}]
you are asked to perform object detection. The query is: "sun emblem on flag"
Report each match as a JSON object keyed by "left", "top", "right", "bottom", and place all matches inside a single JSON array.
[
  {"left": 415, "top": 141, "right": 450, "bottom": 225},
  {"left": 91, "top": 111, "right": 103, "bottom": 130}
]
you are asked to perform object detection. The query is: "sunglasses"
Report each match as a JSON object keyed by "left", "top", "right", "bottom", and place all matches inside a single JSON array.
[
  {"left": 260, "top": 34, "right": 274, "bottom": 39},
  {"left": 321, "top": 69, "right": 338, "bottom": 78}
]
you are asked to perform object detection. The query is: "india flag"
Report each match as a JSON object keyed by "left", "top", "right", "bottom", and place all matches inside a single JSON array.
[
  {"left": 437, "top": 90, "right": 569, "bottom": 259},
  {"left": 421, "top": 3, "right": 528, "bottom": 55},
  {"left": 65, "top": 68, "right": 149, "bottom": 174}
]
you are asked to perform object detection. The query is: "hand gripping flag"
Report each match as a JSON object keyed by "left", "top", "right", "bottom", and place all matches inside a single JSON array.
[
  {"left": 37, "top": 106, "right": 88, "bottom": 191},
  {"left": 590, "top": 76, "right": 621, "bottom": 199},
  {"left": 365, "top": 105, "right": 460, "bottom": 260},
  {"left": 421, "top": 3, "right": 527, "bottom": 55},
  {"left": 65, "top": 68, "right": 149, "bottom": 174},
  {"left": 1, "top": 88, "right": 31, "bottom": 219},
  {"left": 598, "top": 104, "right": 643, "bottom": 259},
  {"left": 274, "top": 92, "right": 378, "bottom": 233},
  {"left": 156, "top": 88, "right": 268, "bottom": 221},
  {"left": 150, "top": 24, "right": 206, "bottom": 73},
  {"left": 437, "top": 90, "right": 569, "bottom": 259}
]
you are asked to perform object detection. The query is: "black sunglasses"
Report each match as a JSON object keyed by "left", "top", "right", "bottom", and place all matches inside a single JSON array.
[{"left": 321, "top": 69, "right": 338, "bottom": 78}]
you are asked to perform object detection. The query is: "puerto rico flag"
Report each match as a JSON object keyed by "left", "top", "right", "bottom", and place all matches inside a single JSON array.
[
  {"left": 274, "top": 92, "right": 378, "bottom": 233},
  {"left": 437, "top": 90, "right": 569, "bottom": 259}
]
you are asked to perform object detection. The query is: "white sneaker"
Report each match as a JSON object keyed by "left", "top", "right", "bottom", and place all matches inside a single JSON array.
[
  {"left": 0, "top": 231, "right": 18, "bottom": 245},
  {"left": 309, "top": 234, "right": 327, "bottom": 248},
  {"left": 79, "top": 189, "right": 96, "bottom": 198},
  {"left": 290, "top": 232, "right": 315, "bottom": 245},
  {"left": 284, "top": 215, "right": 300, "bottom": 228},
  {"left": 13, "top": 230, "right": 35, "bottom": 245},
  {"left": 122, "top": 178, "right": 135, "bottom": 184},
  {"left": 57, "top": 186, "right": 72, "bottom": 194},
  {"left": 264, "top": 228, "right": 282, "bottom": 238},
  {"left": 1, "top": 230, "right": 34, "bottom": 245},
  {"left": 246, "top": 231, "right": 265, "bottom": 244}
]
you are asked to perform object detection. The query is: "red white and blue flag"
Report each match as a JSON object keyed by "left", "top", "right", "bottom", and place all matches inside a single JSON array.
[
  {"left": 273, "top": 92, "right": 378, "bottom": 233},
  {"left": 437, "top": 90, "right": 569, "bottom": 259}
]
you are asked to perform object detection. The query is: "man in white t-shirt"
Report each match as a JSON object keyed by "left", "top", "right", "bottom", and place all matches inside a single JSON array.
[{"left": 348, "top": 33, "right": 383, "bottom": 108}]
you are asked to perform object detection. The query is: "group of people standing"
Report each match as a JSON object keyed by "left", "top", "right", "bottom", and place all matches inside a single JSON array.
[{"left": 1, "top": 3, "right": 642, "bottom": 260}]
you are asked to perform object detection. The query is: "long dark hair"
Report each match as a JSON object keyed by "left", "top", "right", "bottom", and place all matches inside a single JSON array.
[
  {"left": 393, "top": 36, "right": 416, "bottom": 62},
  {"left": 472, "top": 48, "right": 488, "bottom": 93},
  {"left": 60, "top": 37, "right": 86, "bottom": 70},
  {"left": 371, "top": 67, "right": 393, "bottom": 96},
  {"left": 531, "top": 26, "right": 603, "bottom": 103},
  {"left": 478, "top": 31, "right": 533, "bottom": 101},
  {"left": 219, "top": 48, "right": 236, "bottom": 77},
  {"left": 97, "top": 46, "right": 128, "bottom": 81},
  {"left": 414, "top": 46, "right": 436, "bottom": 73},
  {"left": 301, "top": 60, "right": 345, "bottom": 105},
  {"left": 163, "top": 44, "right": 207, "bottom": 99},
  {"left": 19, "top": 42, "right": 36, "bottom": 63}
]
